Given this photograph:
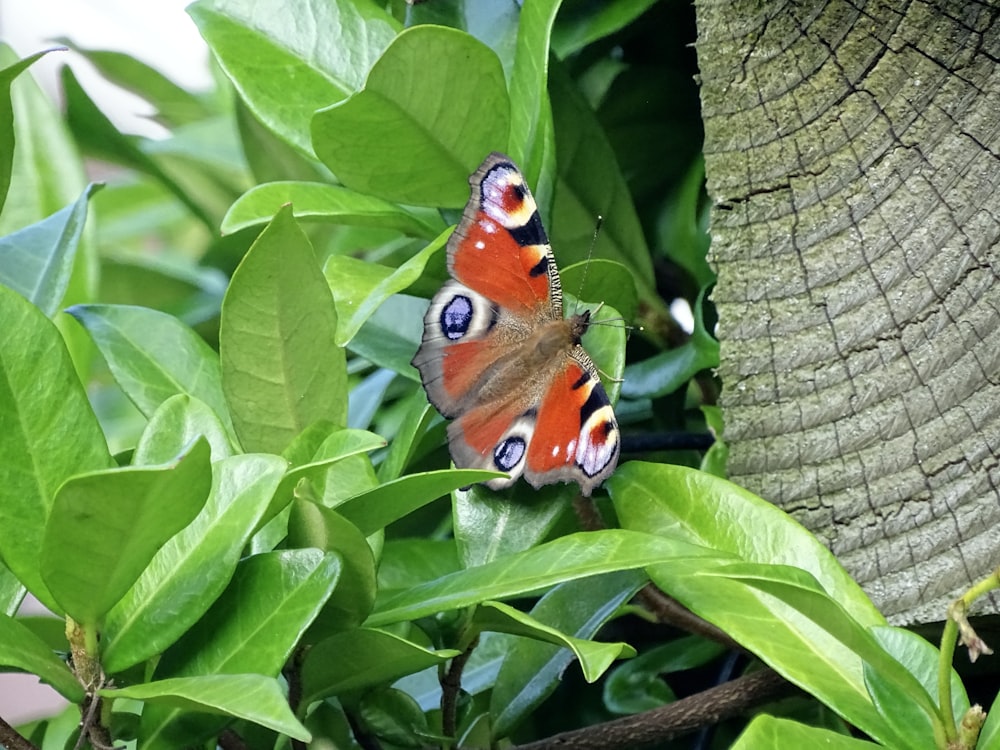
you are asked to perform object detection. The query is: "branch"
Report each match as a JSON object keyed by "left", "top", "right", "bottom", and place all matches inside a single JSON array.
[
  {"left": 512, "top": 667, "right": 794, "bottom": 750},
  {"left": 0, "top": 714, "right": 39, "bottom": 750},
  {"left": 441, "top": 639, "right": 477, "bottom": 737}
]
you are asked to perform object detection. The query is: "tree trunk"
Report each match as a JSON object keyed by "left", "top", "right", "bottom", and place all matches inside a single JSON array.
[{"left": 694, "top": 0, "right": 1000, "bottom": 624}]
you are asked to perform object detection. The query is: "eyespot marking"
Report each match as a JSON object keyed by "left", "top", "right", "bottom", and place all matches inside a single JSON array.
[
  {"left": 440, "top": 295, "right": 473, "bottom": 340},
  {"left": 494, "top": 436, "right": 526, "bottom": 472}
]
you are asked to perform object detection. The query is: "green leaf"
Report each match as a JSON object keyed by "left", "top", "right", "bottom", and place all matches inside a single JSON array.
[
  {"left": 133, "top": 394, "right": 235, "bottom": 467},
  {"left": 359, "top": 687, "right": 429, "bottom": 748},
  {"left": 67, "top": 304, "right": 233, "bottom": 430},
  {"left": 348, "top": 293, "right": 426, "bottom": 378},
  {"left": 367, "top": 529, "right": 714, "bottom": 627},
  {"left": 222, "top": 181, "right": 442, "bottom": 238},
  {"left": 979, "top": 690, "right": 1000, "bottom": 750},
  {"left": 0, "top": 284, "right": 112, "bottom": 612},
  {"left": 609, "top": 463, "right": 883, "bottom": 626},
  {"left": 300, "top": 628, "right": 459, "bottom": 705},
  {"left": 507, "top": 0, "right": 559, "bottom": 186},
  {"left": 101, "top": 453, "right": 287, "bottom": 674},
  {"left": 375, "top": 388, "right": 437, "bottom": 483},
  {"left": 560, "top": 259, "right": 639, "bottom": 327},
  {"left": 603, "top": 636, "right": 727, "bottom": 714},
  {"left": 61, "top": 65, "right": 214, "bottom": 228},
  {"left": 0, "top": 48, "right": 61, "bottom": 213},
  {"left": 551, "top": 0, "right": 659, "bottom": 57},
  {"left": 312, "top": 25, "right": 509, "bottom": 207},
  {"left": 453, "top": 483, "right": 570, "bottom": 569},
  {"left": 54, "top": 40, "right": 214, "bottom": 127},
  {"left": 621, "top": 288, "right": 719, "bottom": 398},
  {"left": 0, "top": 562, "right": 25, "bottom": 617},
  {"left": 335, "top": 469, "right": 505, "bottom": 537},
  {"left": 101, "top": 674, "right": 309, "bottom": 741},
  {"left": 0, "top": 614, "right": 85, "bottom": 703},
  {"left": 40, "top": 438, "right": 212, "bottom": 626},
  {"left": 325, "top": 228, "right": 449, "bottom": 345},
  {"left": 140, "top": 549, "right": 341, "bottom": 749},
  {"left": 189, "top": 0, "right": 399, "bottom": 155},
  {"left": 287, "top": 500, "right": 377, "bottom": 634},
  {"left": 221, "top": 205, "right": 347, "bottom": 453},
  {"left": 490, "top": 570, "right": 647, "bottom": 739},
  {"left": 472, "top": 601, "right": 634, "bottom": 683},
  {"left": 732, "top": 715, "right": 881, "bottom": 749}
]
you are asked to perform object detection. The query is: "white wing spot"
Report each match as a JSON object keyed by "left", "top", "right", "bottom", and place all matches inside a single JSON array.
[
  {"left": 551, "top": 445, "right": 560, "bottom": 457},
  {"left": 475, "top": 240, "right": 485, "bottom": 250}
]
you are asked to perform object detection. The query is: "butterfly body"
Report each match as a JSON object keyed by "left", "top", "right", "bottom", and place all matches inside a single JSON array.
[{"left": 412, "top": 153, "right": 620, "bottom": 496}]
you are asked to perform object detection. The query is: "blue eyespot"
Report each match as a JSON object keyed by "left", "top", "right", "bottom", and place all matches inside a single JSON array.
[
  {"left": 440, "top": 295, "right": 473, "bottom": 340},
  {"left": 494, "top": 436, "right": 526, "bottom": 472}
]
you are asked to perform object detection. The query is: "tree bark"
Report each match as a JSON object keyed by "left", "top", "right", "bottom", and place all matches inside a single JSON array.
[{"left": 695, "top": 0, "right": 1000, "bottom": 623}]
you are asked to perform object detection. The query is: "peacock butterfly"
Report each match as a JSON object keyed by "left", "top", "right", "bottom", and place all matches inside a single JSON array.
[{"left": 411, "top": 152, "right": 620, "bottom": 496}]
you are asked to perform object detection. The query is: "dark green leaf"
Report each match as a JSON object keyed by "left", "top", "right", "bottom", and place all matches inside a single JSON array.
[
  {"left": 101, "top": 453, "right": 287, "bottom": 674},
  {"left": 312, "top": 25, "right": 509, "bottom": 207},
  {"left": 40, "top": 438, "right": 212, "bottom": 626},
  {"left": 0, "top": 285, "right": 112, "bottom": 613},
  {"left": 188, "top": 0, "right": 399, "bottom": 155},
  {"left": 560, "top": 259, "right": 639, "bottom": 327},
  {"left": 220, "top": 205, "right": 347, "bottom": 453},
  {"left": 359, "top": 687, "right": 429, "bottom": 748},
  {"left": 101, "top": 674, "right": 309, "bottom": 741},
  {"left": 551, "top": 0, "right": 659, "bottom": 57}
]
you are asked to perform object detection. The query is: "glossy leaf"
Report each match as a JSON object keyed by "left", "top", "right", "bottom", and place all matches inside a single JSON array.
[
  {"left": 375, "top": 388, "right": 437, "bottom": 483},
  {"left": 472, "top": 600, "right": 634, "bottom": 683},
  {"left": 101, "top": 674, "right": 309, "bottom": 741},
  {"left": 491, "top": 571, "right": 647, "bottom": 738},
  {"left": 188, "top": 0, "right": 399, "bottom": 155},
  {"left": 0, "top": 562, "right": 24, "bottom": 617},
  {"left": 560, "top": 259, "right": 639, "bottom": 327},
  {"left": 0, "top": 182, "right": 100, "bottom": 317},
  {"left": 0, "top": 614, "right": 84, "bottom": 703},
  {"left": 220, "top": 205, "right": 347, "bottom": 453},
  {"left": 40, "top": 438, "right": 212, "bottom": 626},
  {"left": 67, "top": 303, "right": 232, "bottom": 430},
  {"left": 287, "top": 499, "right": 377, "bottom": 634},
  {"left": 367, "top": 529, "right": 715, "bottom": 627},
  {"left": 732, "top": 715, "right": 880, "bottom": 749},
  {"left": 300, "top": 628, "right": 459, "bottom": 705},
  {"left": 312, "top": 25, "right": 509, "bottom": 207},
  {"left": 335, "top": 469, "right": 505, "bottom": 537},
  {"left": 101, "top": 453, "right": 287, "bottom": 674},
  {"left": 324, "top": 227, "right": 449, "bottom": 345},
  {"left": 551, "top": 0, "right": 659, "bottom": 57},
  {"left": 222, "top": 181, "right": 441, "bottom": 238},
  {"left": 348, "top": 293, "right": 426, "bottom": 378},
  {"left": 0, "top": 285, "right": 113, "bottom": 612},
  {"left": 140, "top": 549, "right": 340, "bottom": 749}
]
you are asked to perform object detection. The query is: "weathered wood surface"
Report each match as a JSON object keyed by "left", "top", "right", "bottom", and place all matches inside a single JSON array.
[{"left": 695, "top": 0, "right": 1000, "bottom": 623}]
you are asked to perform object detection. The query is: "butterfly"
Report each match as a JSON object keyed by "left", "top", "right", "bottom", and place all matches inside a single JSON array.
[{"left": 411, "top": 152, "right": 621, "bottom": 496}]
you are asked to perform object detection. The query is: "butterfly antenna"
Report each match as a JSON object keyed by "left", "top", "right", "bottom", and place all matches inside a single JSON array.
[{"left": 573, "top": 215, "right": 603, "bottom": 314}]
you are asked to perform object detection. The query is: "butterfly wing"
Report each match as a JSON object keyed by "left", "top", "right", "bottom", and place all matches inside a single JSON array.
[{"left": 412, "top": 152, "right": 620, "bottom": 495}]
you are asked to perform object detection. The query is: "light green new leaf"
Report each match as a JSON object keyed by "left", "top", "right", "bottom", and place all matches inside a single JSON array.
[
  {"left": 312, "top": 25, "right": 509, "bottom": 207},
  {"left": 132, "top": 394, "right": 235, "bottom": 467},
  {"left": 0, "top": 183, "right": 100, "bottom": 317},
  {"left": 367, "top": 529, "right": 715, "bottom": 627},
  {"left": 472, "top": 601, "right": 634, "bottom": 683},
  {"left": 222, "top": 181, "right": 442, "bottom": 238},
  {"left": 101, "top": 453, "right": 287, "bottom": 674},
  {"left": 609, "top": 463, "right": 883, "bottom": 625},
  {"left": 140, "top": 549, "right": 340, "bottom": 749},
  {"left": 67, "top": 304, "right": 233, "bottom": 431},
  {"left": 301, "top": 628, "right": 460, "bottom": 705},
  {"left": 979, "top": 691, "right": 1000, "bottom": 749},
  {"left": 220, "top": 205, "right": 347, "bottom": 454},
  {"left": 335, "top": 469, "right": 505, "bottom": 537},
  {"left": 40, "top": 438, "right": 212, "bottom": 626},
  {"left": 189, "top": 0, "right": 399, "bottom": 155},
  {"left": 0, "top": 48, "right": 57, "bottom": 212},
  {"left": 0, "top": 285, "right": 113, "bottom": 613},
  {"left": 101, "top": 674, "right": 309, "bottom": 741},
  {"left": 0, "top": 614, "right": 84, "bottom": 703},
  {"left": 324, "top": 227, "right": 448, "bottom": 345},
  {"left": 732, "top": 715, "right": 880, "bottom": 750}
]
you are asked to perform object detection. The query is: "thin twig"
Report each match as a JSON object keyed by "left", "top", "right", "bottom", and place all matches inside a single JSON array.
[
  {"left": 0, "top": 714, "right": 39, "bottom": 750},
  {"left": 512, "top": 667, "right": 794, "bottom": 750},
  {"left": 441, "top": 639, "right": 477, "bottom": 738}
]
